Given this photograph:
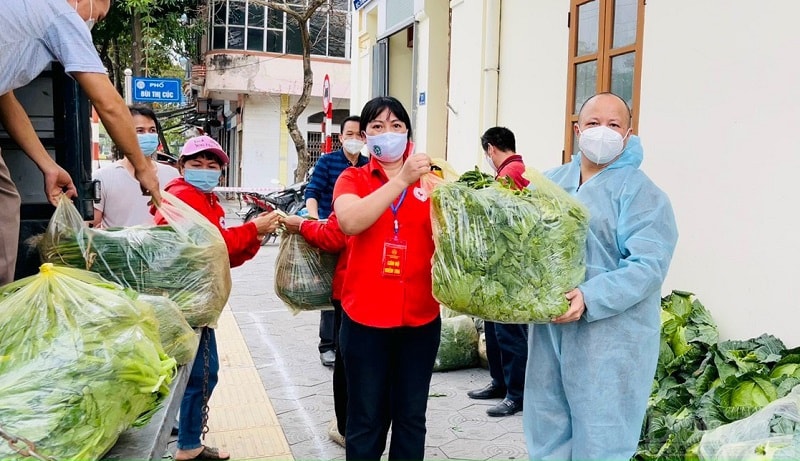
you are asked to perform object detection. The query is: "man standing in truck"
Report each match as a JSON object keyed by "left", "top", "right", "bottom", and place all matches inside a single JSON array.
[{"left": 0, "top": 0, "right": 161, "bottom": 285}]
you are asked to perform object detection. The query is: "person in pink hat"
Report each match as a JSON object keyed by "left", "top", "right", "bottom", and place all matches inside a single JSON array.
[{"left": 152, "top": 135, "right": 281, "bottom": 461}]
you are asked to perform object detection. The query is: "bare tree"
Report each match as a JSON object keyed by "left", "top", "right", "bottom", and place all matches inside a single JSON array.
[{"left": 261, "top": 0, "right": 329, "bottom": 182}]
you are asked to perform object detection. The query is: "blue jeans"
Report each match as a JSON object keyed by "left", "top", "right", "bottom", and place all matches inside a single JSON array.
[
  {"left": 178, "top": 327, "right": 219, "bottom": 450},
  {"left": 340, "top": 312, "right": 441, "bottom": 461},
  {"left": 485, "top": 321, "right": 528, "bottom": 403}
]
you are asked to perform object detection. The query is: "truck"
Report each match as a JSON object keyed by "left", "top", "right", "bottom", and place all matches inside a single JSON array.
[
  {"left": 0, "top": 64, "right": 192, "bottom": 460},
  {"left": 0, "top": 63, "right": 96, "bottom": 279}
]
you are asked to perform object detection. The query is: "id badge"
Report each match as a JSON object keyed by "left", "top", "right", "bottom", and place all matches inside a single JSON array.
[{"left": 381, "top": 238, "right": 407, "bottom": 278}]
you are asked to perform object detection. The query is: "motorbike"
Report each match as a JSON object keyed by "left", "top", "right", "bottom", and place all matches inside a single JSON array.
[{"left": 236, "top": 180, "right": 308, "bottom": 244}]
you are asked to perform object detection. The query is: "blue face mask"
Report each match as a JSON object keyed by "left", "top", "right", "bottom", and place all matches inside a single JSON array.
[
  {"left": 184, "top": 168, "right": 221, "bottom": 192},
  {"left": 137, "top": 133, "right": 159, "bottom": 157}
]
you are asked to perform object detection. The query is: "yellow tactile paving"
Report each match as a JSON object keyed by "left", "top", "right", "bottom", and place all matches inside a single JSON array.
[{"left": 203, "top": 308, "right": 293, "bottom": 460}]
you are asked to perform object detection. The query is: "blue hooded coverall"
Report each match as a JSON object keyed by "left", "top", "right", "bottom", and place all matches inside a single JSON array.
[{"left": 523, "top": 136, "right": 678, "bottom": 460}]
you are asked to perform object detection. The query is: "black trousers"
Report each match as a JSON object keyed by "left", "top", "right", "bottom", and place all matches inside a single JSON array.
[
  {"left": 484, "top": 321, "right": 529, "bottom": 403},
  {"left": 332, "top": 299, "right": 347, "bottom": 434},
  {"left": 319, "top": 309, "right": 336, "bottom": 352},
  {"left": 340, "top": 311, "right": 441, "bottom": 461}
]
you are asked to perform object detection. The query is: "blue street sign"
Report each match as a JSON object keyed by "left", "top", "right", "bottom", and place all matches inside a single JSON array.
[
  {"left": 132, "top": 77, "right": 182, "bottom": 103},
  {"left": 353, "top": 0, "right": 373, "bottom": 10}
]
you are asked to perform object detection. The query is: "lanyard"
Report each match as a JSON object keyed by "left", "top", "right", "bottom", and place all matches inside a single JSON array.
[{"left": 390, "top": 188, "right": 407, "bottom": 235}]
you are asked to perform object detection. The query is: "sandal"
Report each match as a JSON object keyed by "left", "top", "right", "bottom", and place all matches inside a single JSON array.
[{"left": 178, "top": 445, "right": 230, "bottom": 461}]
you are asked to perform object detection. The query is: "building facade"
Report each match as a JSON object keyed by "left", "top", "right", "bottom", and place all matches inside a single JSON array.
[
  {"left": 192, "top": 0, "right": 353, "bottom": 188},
  {"left": 350, "top": 0, "right": 800, "bottom": 345}
]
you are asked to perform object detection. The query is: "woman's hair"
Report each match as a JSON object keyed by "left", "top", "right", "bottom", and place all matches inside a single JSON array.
[{"left": 359, "top": 96, "right": 412, "bottom": 139}]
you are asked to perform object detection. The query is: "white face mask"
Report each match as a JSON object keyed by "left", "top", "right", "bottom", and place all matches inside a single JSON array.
[
  {"left": 578, "top": 125, "right": 629, "bottom": 165},
  {"left": 74, "top": 0, "right": 95, "bottom": 30},
  {"left": 484, "top": 153, "right": 497, "bottom": 173},
  {"left": 342, "top": 138, "right": 365, "bottom": 155},
  {"left": 366, "top": 132, "right": 407, "bottom": 163}
]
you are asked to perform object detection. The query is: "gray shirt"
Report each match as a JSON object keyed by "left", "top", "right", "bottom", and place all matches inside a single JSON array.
[{"left": 1, "top": 0, "right": 106, "bottom": 95}]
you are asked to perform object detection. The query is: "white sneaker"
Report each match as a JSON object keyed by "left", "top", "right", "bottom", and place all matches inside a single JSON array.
[{"left": 327, "top": 418, "right": 345, "bottom": 447}]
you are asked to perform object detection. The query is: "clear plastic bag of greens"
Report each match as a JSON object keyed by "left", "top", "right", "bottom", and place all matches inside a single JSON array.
[
  {"left": 0, "top": 264, "right": 176, "bottom": 461},
  {"left": 137, "top": 294, "right": 199, "bottom": 365},
  {"left": 431, "top": 167, "right": 589, "bottom": 323},
  {"left": 39, "top": 193, "right": 231, "bottom": 327},
  {"left": 698, "top": 385, "right": 800, "bottom": 460},
  {"left": 274, "top": 232, "right": 339, "bottom": 314},
  {"left": 434, "top": 314, "right": 480, "bottom": 372}
]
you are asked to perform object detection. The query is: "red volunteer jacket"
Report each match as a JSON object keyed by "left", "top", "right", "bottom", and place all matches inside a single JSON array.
[
  {"left": 152, "top": 178, "right": 260, "bottom": 268},
  {"left": 496, "top": 154, "right": 530, "bottom": 189},
  {"left": 298, "top": 214, "right": 348, "bottom": 300}
]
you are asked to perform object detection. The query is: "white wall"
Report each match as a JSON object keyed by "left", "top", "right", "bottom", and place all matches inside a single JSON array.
[
  {"left": 445, "top": 1, "right": 567, "bottom": 173},
  {"left": 240, "top": 96, "right": 281, "bottom": 188},
  {"left": 350, "top": 4, "right": 379, "bottom": 113},
  {"left": 497, "top": 0, "right": 568, "bottom": 171},
  {"left": 204, "top": 53, "right": 351, "bottom": 100},
  {"left": 446, "top": 0, "right": 494, "bottom": 173},
  {"left": 240, "top": 94, "right": 350, "bottom": 188},
  {"left": 640, "top": 0, "right": 800, "bottom": 346}
]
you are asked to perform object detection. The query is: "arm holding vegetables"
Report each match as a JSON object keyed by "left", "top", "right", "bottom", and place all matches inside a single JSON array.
[
  {"left": 334, "top": 154, "right": 431, "bottom": 235},
  {"left": 553, "top": 288, "right": 586, "bottom": 324},
  {"left": 282, "top": 214, "right": 347, "bottom": 253},
  {"left": 153, "top": 186, "right": 280, "bottom": 267}
]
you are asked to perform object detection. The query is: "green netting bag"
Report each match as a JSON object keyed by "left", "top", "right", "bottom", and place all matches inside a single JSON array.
[
  {"left": 431, "top": 167, "right": 589, "bottom": 323},
  {"left": 274, "top": 232, "right": 338, "bottom": 314},
  {"left": 39, "top": 193, "right": 231, "bottom": 327},
  {"left": 0, "top": 264, "right": 176, "bottom": 461}
]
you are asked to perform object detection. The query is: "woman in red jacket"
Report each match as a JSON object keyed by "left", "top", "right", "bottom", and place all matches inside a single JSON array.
[
  {"left": 332, "top": 96, "right": 440, "bottom": 460},
  {"left": 153, "top": 135, "right": 280, "bottom": 461}
]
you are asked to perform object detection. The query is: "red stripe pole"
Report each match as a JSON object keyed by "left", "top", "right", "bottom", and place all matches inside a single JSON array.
[{"left": 325, "top": 101, "right": 333, "bottom": 153}]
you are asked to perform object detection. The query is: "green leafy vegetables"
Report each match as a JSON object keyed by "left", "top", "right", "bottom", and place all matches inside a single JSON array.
[
  {"left": 39, "top": 194, "right": 232, "bottom": 327},
  {"left": 137, "top": 294, "right": 199, "bottom": 365},
  {"left": 431, "top": 167, "right": 589, "bottom": 323},
  {"left": 0, "top": 264, "right": 176, "bottom": 461},
  {"left": 697, "top": 386, "right": 800, "bottom": 460},
  {"left": 275, "top": 233, "right": 339, "bottom": 314},
  {"left": 434, "top": 315, "right": 480, "bottom": 372},
  {"left": 636, "top": 291, "right": 800, "bottom": 460}
]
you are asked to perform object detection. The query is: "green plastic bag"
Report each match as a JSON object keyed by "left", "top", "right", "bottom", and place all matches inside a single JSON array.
[
  {"left": 0, "top": 264, "right": 176, "bottom": 461},
  {"left": 434, "top": 315, "right": 480, "bottom": 372},
  {"left": 274, "top": 232, "right": 338, "bottom": 314},
  {"left": 431, "top": 168, "right": 589, "bottom": 323},
  {"left": 39, "top": 193, "right": 232, "bottom": 327},
  {"left": 137, "top": 294, "right": 199, "bottom": 365}
]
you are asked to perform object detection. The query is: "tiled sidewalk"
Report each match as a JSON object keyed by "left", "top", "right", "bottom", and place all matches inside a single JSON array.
[{"left": 202, "top": 308, "right": 293, "bottom": 460}]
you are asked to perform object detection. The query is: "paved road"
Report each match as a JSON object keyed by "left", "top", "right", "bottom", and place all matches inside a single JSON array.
[{"left": 223, "top": 199, "right": 527, "bottom": 460}]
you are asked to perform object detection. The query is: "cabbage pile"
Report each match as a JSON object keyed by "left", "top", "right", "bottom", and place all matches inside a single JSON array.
[{"left": 637, "top": 291, "right": 800, "bottom": 460}]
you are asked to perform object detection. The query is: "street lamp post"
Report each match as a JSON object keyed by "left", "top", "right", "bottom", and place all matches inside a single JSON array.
[{"left": 124, "top": 68, "right": 133, "bottom": 105}]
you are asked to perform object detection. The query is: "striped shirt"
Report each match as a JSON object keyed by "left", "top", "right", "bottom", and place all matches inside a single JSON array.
[{"left": 305, "top": 149, "right": 369, "bottom": 219}]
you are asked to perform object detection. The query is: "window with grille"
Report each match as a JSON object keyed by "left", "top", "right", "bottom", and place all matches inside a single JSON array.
[
  {"left": 209, "top": 0, "right": 350, "bottom": 58},
  {"left": 307, "top": 131, "right": 343, "bottom": 166}
]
